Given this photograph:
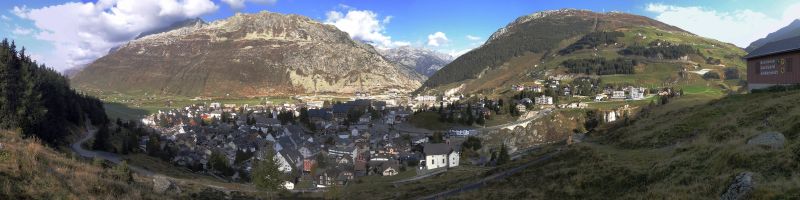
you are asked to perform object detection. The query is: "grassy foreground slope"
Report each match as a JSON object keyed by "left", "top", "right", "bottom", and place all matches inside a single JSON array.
[
  {"left": 0, "top": 130, "right": 168, "bottom": 199},
  {"left": 456, "top": 90, "right": 800, "bottom": 199}
]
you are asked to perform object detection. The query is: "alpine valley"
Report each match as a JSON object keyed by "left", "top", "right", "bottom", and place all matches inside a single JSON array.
[{"left": 6, "top": 2, "right": 800, "bottom": 199}]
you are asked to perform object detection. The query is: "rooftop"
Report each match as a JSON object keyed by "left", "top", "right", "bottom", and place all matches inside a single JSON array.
[
  {"left": 423, "top": 143, "right": 452, "bottom": 155},
  {"left": 745, "top": 35, "right": 800, "bottom": 59}
]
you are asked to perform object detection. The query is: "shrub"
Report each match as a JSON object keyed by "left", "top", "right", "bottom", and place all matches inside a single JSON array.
[
  {"left": 724, "top": 67, "right": 740, "bottom": 80},
  {"left": 703, "top": 71, "right": 721, "bottom": 79}
]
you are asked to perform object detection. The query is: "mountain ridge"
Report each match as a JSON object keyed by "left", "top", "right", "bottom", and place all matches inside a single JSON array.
[
  {"left": 746, "top": 19, "right": 800, "bottom": 52},
  {"left": 72, "top": 11, "right": 423, "bottom": 97},
  {"left": 419, "top": 9, "right": 743, "bottom": 96},
  {"left": 379, "top": 46, "right": 454, "bottom": 77}
]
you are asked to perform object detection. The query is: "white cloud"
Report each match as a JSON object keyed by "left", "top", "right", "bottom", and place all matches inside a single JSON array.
[
  {"left": 466, "top": 35, "right": 481, "bottom": 41},
  {"left": 11, "top": 5, "right": 29, "bottom": 18},
  {"left": 0, "top": 15, "right": 9, "bottom": 21},
  {"left": 221, "top": 0, "right": 276, "bottom": 10},
  {"left": 14, "top": 0, "right": 218, "bottom": 71},
  {"left": 12, "top": 27, "right": 33, "bottom": 36},
  {"left": 645, "top": 3, "right": 800, "bottom": 47},
  {"left": 427, "top": 32, "right": 449, "bottom": 47},
  {"left": 324, "top": 8, "right": 407, "bottom": 49},
  {"left": 446, "top": 48, "right": 473, "bottom": 58}
]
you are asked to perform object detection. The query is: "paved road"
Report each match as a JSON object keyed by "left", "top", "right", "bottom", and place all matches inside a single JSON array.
[
  {"left": 70, "top": 125, "right": 255, "bottom": 192},
  {"left": 70, "top": 126, "right": 155, "bottom": 176},
  {"left": 477, "top": 108, "right": 553, "bottom": 132},
  {"left": 417, "top": 149, "right": 560, "bottom": 200}
]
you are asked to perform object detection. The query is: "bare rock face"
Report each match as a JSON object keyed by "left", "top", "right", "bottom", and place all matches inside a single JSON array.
[
  {"left": 73, "top": 11, "right": 422, "bottom": 97},
  {"left": 721, "top": 172, "right": 754, "bottom": 200}
]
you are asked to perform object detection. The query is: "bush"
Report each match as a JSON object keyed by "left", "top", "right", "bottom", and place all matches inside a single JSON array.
[
  {"left": 724, "top": 67, "right": 740, "bottom": 80},
  {"left": 703, "top": 71, "right": 721, "bottom": 79},
  {"left": 751, "top": 84, "right": 800, "bottom": 93}
]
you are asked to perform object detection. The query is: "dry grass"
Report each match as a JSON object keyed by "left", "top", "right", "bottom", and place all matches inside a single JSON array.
[
  {"left": 0, "top": 130, "right": 169, "bottom": 200},
  {"left": 454, "top": 90, "right": 800, "bottom": 199}
]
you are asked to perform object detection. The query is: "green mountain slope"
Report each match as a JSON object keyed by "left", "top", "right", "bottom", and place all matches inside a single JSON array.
[
  {"left": 419, "top": 9, "right": 746, "bottom": 98},
  {"left": 456, "top": 90, "right": 800, "bottom": 199}
]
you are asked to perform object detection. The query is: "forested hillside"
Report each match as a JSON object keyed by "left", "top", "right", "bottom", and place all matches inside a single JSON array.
[{"left": 0, "top": 39, "right": 108, "bottom": 145}]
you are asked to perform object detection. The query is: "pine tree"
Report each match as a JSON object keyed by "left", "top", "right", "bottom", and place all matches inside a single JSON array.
[
  {"left": 93, "top": 125, "right": 111, "bottom": 151},
  {"left": 252, "top": 150, "right": 285, "bottom": 191},
  {"left": 497, "top": 144, "right": 510, "bottom": 165}
]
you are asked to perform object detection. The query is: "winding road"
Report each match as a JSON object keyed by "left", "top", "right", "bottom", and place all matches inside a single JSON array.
[
  {"left": 70, "top": 126, "right": 155, "bottom": 176},
  {"left": 70, "top": 125, "right": 245, "bottom": 192}
]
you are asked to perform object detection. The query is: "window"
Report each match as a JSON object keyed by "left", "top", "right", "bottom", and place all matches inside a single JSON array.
[{"left": 787, "top": 58, "right": 793, "bottom": 73}]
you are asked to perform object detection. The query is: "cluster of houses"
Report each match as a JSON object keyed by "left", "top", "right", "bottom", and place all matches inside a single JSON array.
[
  {"left": 594, "top": 86, "right": 648, "bottom": 102},
  {"left": 140, "top": 98, "right": 462, "bottom": 190}
]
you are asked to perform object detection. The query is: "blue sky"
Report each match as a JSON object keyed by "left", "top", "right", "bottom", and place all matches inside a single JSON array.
[{"left": 2, "top": 0, "right": 800, "bottom": 71}]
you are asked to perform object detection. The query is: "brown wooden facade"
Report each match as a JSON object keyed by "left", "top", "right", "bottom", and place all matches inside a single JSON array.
[{"left": 746, "top": 50, "right": 800, "bottom": 90}]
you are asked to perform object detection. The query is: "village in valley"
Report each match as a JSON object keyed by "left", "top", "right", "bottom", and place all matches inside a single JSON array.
[{"left": 133, "top": 74, "right": 681, "bottom": 191}]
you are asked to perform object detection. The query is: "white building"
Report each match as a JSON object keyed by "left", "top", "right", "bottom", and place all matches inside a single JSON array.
[
  {"left": 612, "top": 91, "right": 626, "bottom": 99},
  {"left": 535, "top": 95, "right": 554, "bottom": 105},
  {"left": 629, "top": 87, "right": 645, "bottom": 100},
  {"left": 283, "top": 181, "right": 295, "bottom": 190},
  {"left": 448, "top": 151, "right": 460, "bottom": 168},
  {"left": 422, "top": 143, "right": 459, "bottom": 170}
]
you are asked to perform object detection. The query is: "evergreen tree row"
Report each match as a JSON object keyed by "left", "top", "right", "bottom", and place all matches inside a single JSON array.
[
  {"left": 618, "top": 44, "right": 697, "bottom": 60},
  {"left": 562, "top": 57, "right": 637, "bottom": 75},
  {"left": 558, "top": 31, "right": 625, "bottom": 55},
  {"left": 0, "top": 39, "right": 108, "bottom": 145}
]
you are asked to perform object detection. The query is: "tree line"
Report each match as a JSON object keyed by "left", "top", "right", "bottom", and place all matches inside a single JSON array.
[
  {"left": 562, "top": 57, "right": 637, "bottom": 75},
  {"left": 618, "top": 44, "right": 697, "bottom": 60},
  {"left": 0, "top": 39, "right": 108, "bottom": 145},
  {"left": 559, "top": 31, "right": 624, "bottom": 55}
]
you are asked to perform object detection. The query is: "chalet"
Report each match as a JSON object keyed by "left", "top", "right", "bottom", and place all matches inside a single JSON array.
[
  {"left": 421, "top": 143, "right": 459, "bottom": 170},
  {"left": 276, "top": 148, "right": 302, "bottom": 173},
  {"left": 744, "top": 35, "right": 800, "bottom": 91},
  {"left": 629, "top": 87, "right": 646, "bottom": 100}
]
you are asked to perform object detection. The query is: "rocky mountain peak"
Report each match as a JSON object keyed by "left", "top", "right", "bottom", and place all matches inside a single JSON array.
[
  {"left": 73, "top": 11, "right": 422, "bottom": 97},
  {"left": 379, "top": 46, "right": 454, "bottom": 77}
]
